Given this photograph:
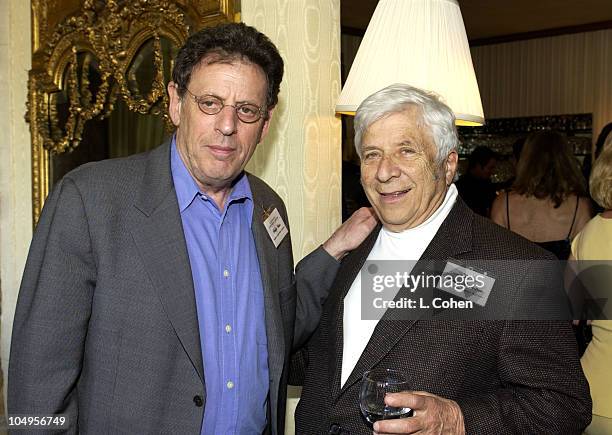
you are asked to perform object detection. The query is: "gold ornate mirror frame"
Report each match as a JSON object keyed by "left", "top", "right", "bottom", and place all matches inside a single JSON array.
[{"left": 28, "top": 0, "right": 237, "bottom": 224}]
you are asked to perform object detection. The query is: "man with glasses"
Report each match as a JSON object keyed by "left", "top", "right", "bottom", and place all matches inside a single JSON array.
[{"left": 9, "top": 23, "right": 375, "bottom": 434}]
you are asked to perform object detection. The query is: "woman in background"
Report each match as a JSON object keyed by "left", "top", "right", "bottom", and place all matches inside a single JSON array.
[
  {"left": 491, "top": 130, "right": 592, "bottom": 260},
  {"left": 571, "top": 141, "right": 612, "bottom": 435}
]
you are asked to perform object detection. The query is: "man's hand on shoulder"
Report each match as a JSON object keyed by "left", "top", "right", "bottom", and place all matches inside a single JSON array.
[
  {"left": 322, "top": 207, "right": 378, "bottom": 260},
  {"left": 374, "top": 391, "right": 465, "bottom": 435}
]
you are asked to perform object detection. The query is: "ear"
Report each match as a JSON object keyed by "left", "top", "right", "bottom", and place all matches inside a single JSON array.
[
  {"left": 444, "top": 150, "right": 459, "bottom": 185},
  {"left": 167, "top": 81, "right": 182, "bottom": 127},
  {"left": 259, "top": 106, "right": 276, "bottom": 141}
]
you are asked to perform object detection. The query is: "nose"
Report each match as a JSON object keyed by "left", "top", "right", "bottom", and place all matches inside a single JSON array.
[
  {"left": 376, "top": 155, "right": 401, "bottom": 182},
  {"left": 214, "top": 105, "right": 238, "bottom": 136}
]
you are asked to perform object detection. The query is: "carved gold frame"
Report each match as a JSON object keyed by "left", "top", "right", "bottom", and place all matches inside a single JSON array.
[{"left": 28, "top": 0, "right": 237, "bottom": 224}]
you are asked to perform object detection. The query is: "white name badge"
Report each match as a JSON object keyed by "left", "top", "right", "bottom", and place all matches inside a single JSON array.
[
  {"left": 263, "top": 208, "right": 288, "bottom": 248},
  {"left": 436, "top": 260, "right": 495, "bottom": 307}
]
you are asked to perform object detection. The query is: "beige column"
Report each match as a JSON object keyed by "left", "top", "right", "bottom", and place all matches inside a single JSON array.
[
  {"left": 241, "top": 1, "right": 342, "bottom": 433},
  {"left": 242, "top": 0, "right": 342, "bottom": 261},
  {"left": 0, "top": 0, "right": 33, "bottom": 419}
]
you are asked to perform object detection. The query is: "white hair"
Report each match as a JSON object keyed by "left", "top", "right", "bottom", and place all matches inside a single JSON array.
[{"left": 354, "top": 84, "right": 459, "bottom": 163}]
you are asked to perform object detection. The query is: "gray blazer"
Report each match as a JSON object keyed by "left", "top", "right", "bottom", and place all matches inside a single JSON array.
[{"left": 9, "top": 141, "right": 337, "bottom": 434}]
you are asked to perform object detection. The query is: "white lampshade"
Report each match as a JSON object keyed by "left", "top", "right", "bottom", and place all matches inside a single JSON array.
[{"left": 337, "top": 0, "right": 485, "bottom": 126}]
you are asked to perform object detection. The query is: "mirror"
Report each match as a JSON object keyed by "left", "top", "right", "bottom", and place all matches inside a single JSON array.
[{"left": 28, "top": 0, "right": 237, "bottom": 224}]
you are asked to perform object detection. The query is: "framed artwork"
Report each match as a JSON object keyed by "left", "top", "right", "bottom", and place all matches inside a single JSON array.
[{"left": 28, "top": 0, "right": 237, "bottom": 224}]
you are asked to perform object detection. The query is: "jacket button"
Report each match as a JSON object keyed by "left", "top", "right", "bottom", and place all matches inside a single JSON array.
[
  {"left": 329, "top": 424, "right": 341, "bottom": 434},
  {"left": 193, "top": 395, "right": 203, "bottom": 407}
]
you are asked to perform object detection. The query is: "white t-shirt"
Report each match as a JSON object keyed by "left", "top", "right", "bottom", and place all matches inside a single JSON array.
[{"left": 341, "top": 184, "right": 458, "bottom": 386}]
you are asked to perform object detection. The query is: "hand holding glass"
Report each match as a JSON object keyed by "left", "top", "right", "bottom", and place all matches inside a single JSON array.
[{"left": 360, "top": 368, "right": 413, "bottom": 424}]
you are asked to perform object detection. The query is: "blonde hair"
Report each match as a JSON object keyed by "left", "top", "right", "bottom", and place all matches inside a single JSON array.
[{"left": 589, "top": 136, "right": 612, "bottom": 210}]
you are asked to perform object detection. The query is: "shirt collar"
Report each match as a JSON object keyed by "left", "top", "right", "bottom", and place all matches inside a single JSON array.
[{"left": 170, "top": 136, "right": 253, "bottom": 213}]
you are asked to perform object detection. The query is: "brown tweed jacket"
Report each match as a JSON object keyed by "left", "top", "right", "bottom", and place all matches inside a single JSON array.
[{"left": 293, "top": 198, "right": 591, "bottom": 435}]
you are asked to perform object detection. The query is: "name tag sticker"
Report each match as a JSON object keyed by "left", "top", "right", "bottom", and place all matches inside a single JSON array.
[
  {"left": 436, "top": 260, "right": 495, "bottom": 307},
  {"left": 263, "top": 208, "right": 288, "bottom": 248}
]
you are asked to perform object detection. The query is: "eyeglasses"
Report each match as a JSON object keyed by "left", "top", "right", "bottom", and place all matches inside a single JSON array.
[{"left": 184, "top": 88, "right": 266, "bottom": 124}]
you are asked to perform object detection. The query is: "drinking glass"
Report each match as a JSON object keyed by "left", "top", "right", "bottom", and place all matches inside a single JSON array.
[{"left": 359, "top": 368, "right": 413, "bottom": 424}]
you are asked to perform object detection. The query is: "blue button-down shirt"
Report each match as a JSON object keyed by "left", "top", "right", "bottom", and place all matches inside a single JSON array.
[{"left": 171, "top": 139, "right": 269, "bottom": 435}]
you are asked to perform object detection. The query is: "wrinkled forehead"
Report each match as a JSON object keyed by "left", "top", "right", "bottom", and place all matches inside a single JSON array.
[
  {"left": 364, "top": 106, "right": 434, "bottom": 148},
  {"left": 190, "top": 52, "right": 268, "bottom": 86},
  {"left": 186, "top": 55, "right": 269, "bottom": 105}
]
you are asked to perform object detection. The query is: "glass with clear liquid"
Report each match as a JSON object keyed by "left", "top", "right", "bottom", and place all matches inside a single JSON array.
[{"left": 360, "top": 368, "right": 413, "bottom": 424}]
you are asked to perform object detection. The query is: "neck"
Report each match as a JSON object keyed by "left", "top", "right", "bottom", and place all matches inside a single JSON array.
[
  {"left": 415, "top": 189, "right": 447, "bottom": 228},
  {"left": 387, "top": 186, "right": 449, "bottom": 232},
  {"left": 602, "top": 209, "right": 612, "bottom": 219},
  {"left": 199, "top": 184, "right": 232, "bottom": 211}
]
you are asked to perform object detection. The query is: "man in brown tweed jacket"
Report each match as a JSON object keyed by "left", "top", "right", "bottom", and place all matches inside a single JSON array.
[{"left": 292, "top": 84, "right": 591, "bottom": 434}]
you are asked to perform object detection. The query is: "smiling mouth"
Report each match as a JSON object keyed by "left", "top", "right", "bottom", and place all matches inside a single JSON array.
[
  {"left": 378, "top": 189, "right": 411, "bottom": 203},
  {"left": 380, "top": 189, "right": 410, "bottom": 197}
]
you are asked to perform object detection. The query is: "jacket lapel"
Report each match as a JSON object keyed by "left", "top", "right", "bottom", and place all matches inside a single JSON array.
[
  {"left": 248, "top": 174, "right": 283, "bottom": 380},
  {"left": 335, "top": 198, "right": 475, "bottom": 397},
  {"left": 129, "top": 142, "right": 204, "bottom": 383},
  {"left": 328, "top": 226, "right": 381, "bottom": 399}
]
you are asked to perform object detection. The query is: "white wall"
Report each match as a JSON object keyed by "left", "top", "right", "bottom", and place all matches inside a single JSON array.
[
  {"left": 471, "top": 29, "right": 612, "bottom": 144},
  {"left": 0, "top": 0, "right": 33, "bottom": 413}
]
